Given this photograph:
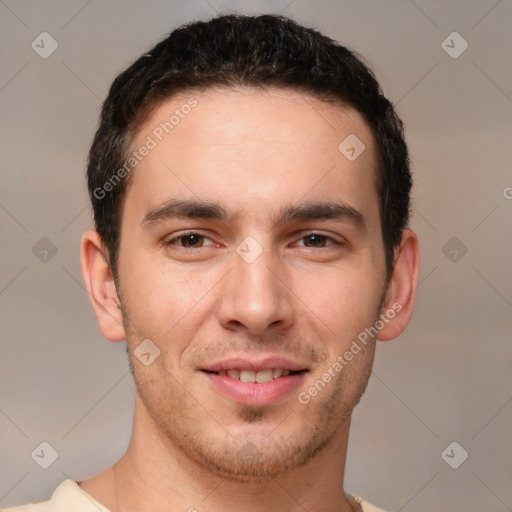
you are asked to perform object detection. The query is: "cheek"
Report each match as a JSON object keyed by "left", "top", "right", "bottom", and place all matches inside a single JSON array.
[
  {"left": 294, "top": 267, "right": 382, "bottom": 337},
  {"left": 122, "top": 254, "right": 202, "bottom": 319},
  {"left": 119, "top": 255, "right": 219, "bottom": 366}
]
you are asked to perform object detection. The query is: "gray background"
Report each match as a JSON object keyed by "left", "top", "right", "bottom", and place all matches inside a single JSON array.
[{"left": 1, "top": 0, "right": 511, "bottom": 510}]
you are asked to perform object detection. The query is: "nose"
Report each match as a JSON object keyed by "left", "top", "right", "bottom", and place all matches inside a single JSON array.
[{"left": 216, "top": 244, "right": 295, "bottom": 337}]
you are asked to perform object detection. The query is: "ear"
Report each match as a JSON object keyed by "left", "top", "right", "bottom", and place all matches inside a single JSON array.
[
  {"left": 377, "top": 228, "right": 420, "bottom": 341},
  {"left": 80, "top": 229, "right": 126, "bottom": 342}
]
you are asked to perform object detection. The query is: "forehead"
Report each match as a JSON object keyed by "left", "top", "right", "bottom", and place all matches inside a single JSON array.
[{"left": 124, "top": 86, "right": 379, "bottom": 227}]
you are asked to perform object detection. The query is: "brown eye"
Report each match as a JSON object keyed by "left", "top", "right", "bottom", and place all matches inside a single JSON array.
[
  {"left": 303, "top": 234, "right": 328, "bottom": 248},
  {"left": 167, "top": 232, "right": 213, "bottom": 249},
  {"left": 298, "top": 234, "right": 338, "bottom": 248},
  {"left": 179, "top": 234, "right": 204, "bottom": 248}
]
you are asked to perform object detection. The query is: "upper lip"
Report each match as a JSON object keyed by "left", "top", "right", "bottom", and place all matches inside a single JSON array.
[{"left": 201, "top": 357, "right": 308, "bottom": 373}]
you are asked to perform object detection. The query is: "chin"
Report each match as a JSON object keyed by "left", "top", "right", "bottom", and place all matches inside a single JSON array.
[{"left": 170, "top": 417, "right": 339, "bottom": 482}]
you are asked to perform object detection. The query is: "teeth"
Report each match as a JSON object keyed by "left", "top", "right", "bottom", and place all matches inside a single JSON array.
[
  {"left": 227, "top": 369, "right": 240, "bottom": 380},
  {"left": 218, "top": 368, "right": 296, "bottom": 382},
  {"left": 239, "top": 370, "right": 256, "bottom": 383},
  {"left": 256, "top": 369, "right": 274, "bottom": 383}
]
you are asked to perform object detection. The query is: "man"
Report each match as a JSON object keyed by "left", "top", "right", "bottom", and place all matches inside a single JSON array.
[{"left": 4, "top": 13, "right": 419, "bottom": 512}]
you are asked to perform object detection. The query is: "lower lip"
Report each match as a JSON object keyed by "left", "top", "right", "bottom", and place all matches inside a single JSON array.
[{"left": 203, "top": 371, "right": 307, "bottom": 407}]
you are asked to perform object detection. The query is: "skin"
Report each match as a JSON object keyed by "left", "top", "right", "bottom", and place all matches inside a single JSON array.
[{"left": 79, "top": 87, "right": 419, "bottom": 512}]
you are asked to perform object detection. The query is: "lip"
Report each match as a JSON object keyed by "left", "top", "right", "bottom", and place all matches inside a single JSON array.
[
  {"left": 201, "top": 357, "right": 307, "bottom": 373},
  {"left": 203, "top": 370, "right": 308, "bottom": 407}
]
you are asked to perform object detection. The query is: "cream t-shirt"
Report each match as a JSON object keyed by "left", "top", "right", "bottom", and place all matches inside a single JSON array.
[{"left": 1, "top": 479, "right": 389, "bottom": 512}]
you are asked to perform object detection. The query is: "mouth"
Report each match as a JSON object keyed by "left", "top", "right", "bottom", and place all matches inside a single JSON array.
[
  {"left": 202, "top": 368, "right": 304, "bottom": 383},
  {"left": 200, "top": 358, "right": 309, "bottom": 406}
]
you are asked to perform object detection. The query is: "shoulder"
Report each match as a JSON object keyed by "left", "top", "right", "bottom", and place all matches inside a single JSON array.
[
  {"left": 351, "top": 493, "right": 391, "bottom": 512},
  {"left": 1, "top": 480, "right": 111, "bottom": 512},
  {"left": 1, "top": 503, "right": 34, "bottom": 512}
]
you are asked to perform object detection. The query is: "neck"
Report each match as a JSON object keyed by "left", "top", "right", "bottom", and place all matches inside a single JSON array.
[{"left": 95, "top": 394, "right": 358, "bottom": 512}]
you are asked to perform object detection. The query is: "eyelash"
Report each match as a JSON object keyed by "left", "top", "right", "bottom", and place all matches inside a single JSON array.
[{"left": 165, "top": 231, "right": 343, "bottom": 251}]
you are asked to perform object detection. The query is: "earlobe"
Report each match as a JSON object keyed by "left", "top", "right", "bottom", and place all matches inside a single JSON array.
[
  {"left": 377, "top": 229, "right": 420, "bottom": 341},
  {"left": 80, "top": 230, "right": 126, "bottom": 342}
]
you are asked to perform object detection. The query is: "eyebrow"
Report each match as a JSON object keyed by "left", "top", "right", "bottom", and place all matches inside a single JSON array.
[{"left": 141, "top": 198, "right": 367, "bottom": 232}]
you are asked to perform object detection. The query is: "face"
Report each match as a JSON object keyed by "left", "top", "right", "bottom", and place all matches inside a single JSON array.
[{"left": 115, "top": 87, "right": 388, "bottom": 480}]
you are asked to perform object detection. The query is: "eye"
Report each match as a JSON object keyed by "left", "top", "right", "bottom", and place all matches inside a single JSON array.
[
  {"left": 295, "top": 233, "right": 341, "bottom": 248},
  {"left": 166, "top": 232, "right": 215, "bottom": 250},
  {"left": 165, "top": 231, "right": 343, "bottom": 252}
]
